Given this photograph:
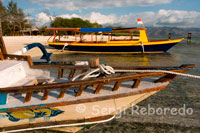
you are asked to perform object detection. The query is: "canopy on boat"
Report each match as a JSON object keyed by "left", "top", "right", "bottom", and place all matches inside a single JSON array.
[
  {"left": 45, "top": 27, "right": 146, "bottom": 32},
  {"left": 80, "top": 28, "right": 112, "bottom": 32}
]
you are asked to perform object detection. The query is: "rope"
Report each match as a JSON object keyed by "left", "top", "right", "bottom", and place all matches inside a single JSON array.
[
  {"left": 141, "top": 41, "right": 144, "bottom": 53},
  {"left": 72, "top": 64, "right": 200, "bottom": 81},
  {"left": 72, "top": 64, "right": 115, "bottom": 81},
  {"left": 5, "top": 115, "right": 115, "bottom": 133},
  {"left": 62, "top": 42, "right": 68, "bottom": 52},
  {"left": 115, "top": 69, "right": 200, "bottom": 79}
]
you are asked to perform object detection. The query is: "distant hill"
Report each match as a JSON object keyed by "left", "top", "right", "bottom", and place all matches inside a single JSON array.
[{"left": 146, "top": 27, "right": 200, "bottom": 39}]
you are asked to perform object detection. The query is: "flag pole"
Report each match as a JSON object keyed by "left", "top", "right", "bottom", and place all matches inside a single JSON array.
[{"left": 142, "top": 23, "right": 145, "bottom": 28}]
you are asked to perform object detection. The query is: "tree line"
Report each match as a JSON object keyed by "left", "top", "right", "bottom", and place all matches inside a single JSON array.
[
  {"left": 0, "top": 0, "right": 31, "bottom": 35},
  {"left": 39, "top": 17, "right": 102, "bottom": 35}
]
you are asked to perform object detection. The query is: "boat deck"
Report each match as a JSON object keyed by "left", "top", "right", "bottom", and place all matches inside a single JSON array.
[{"left": 1, "top": 79, "right": 168, "bottom": 110}]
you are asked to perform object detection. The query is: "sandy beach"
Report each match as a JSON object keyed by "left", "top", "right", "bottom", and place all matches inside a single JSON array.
[
  {"left": 3, "top": 36, "right": 55, "bottom": 58},
  {"left": 3, "top": 35, "right": 135, "bottom": 58},
  {"left": 2, "top": 35, "right": 118, "bottom": 58}
]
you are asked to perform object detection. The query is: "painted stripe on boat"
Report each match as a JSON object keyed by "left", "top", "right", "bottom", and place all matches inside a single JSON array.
[{"left": 48, "top": 38, "right": 183, "bottom": 47}]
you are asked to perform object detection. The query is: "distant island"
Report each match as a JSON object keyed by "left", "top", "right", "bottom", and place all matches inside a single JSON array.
[{"left": 146, "top": 27, "right": 200, "bottom": 39}]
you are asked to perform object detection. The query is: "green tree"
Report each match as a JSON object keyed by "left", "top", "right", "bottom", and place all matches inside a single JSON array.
[
  {"left": 0, "top": 1, "right": 8, "bottom": 34},
  {"left": 6, "top": 0, "right": 18, "bottom": 34},
  {"left": 1, "top": 0, "right": 31, "bottom": 35},
  {"left": 38, "top": 26, "right": 51, "bottom": 35},
  {"left": 51, "top": 17, "right": 102, "bottom": 28},
  {"left": 49, "top": 17, "right": 101, "bottom": 35},
  {"left": 0, "top": 1, "right": 7, "bottom": 20}
]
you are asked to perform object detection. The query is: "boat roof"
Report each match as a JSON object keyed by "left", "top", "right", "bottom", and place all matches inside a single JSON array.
[
  {"left": 46, "top": 27, "right": 146, "bottom": 32},
  {"left": 46, "top": 28, "right": 81, "bottom": 32},
  {"left": 80, "top": 28, "right": 112, "bottom": 32}
]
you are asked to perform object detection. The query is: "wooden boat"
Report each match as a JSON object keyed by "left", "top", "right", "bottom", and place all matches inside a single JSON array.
[
  {"left": 46, "top": 27, "right": 184, "bottom": 54},
  {"left": 0, "top": 28, "right": 195, "bottom": 132},
  {"left": 0, "top": 55, "right": 195, "bottom": 132},
  {"left": 0, "top": 58, "right": 195, "bottom": 132}
]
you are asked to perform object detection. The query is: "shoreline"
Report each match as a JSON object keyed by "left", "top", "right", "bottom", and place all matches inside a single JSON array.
[
  {"left": 3, "top": 35, "right": 135, "bottom": 58},
  {"left": 3, "top": 36, "right": 56, "bottom": 58}
]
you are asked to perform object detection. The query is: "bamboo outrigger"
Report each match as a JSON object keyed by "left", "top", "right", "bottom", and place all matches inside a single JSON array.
[
  {"left": 46, "top": 27, "right": 184, "bottom": 54},
  {"left": 0, "top": 25, "right": 196, "bottom": 132}
]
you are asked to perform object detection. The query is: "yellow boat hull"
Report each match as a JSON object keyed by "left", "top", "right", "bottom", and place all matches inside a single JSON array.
[{"left": 48, "top": 38, "right": 184, "bottom": 53}]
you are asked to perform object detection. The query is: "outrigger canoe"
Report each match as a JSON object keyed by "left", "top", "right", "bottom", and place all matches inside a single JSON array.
[{"left": 46, "top": 27, "right": 184, "bottom": 54}]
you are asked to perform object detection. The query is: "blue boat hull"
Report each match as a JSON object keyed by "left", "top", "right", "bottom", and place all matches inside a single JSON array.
[{"left": 49, "top": 43, "right": 178, "bottom": 53}]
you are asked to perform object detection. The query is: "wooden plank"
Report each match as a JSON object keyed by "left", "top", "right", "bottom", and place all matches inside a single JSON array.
[
  {"left": 112, "top": 80, "right": 122, "bottom": 91},
  {"left": 0, "top": 128, "right": 5, "bottom": 132},
  {"left": 0, "top": 71, "right": 183, "bottom": 93},
  {"left": 0, "top": 68, "right": 193, "bottom": 94},
  {"left": 80, "top": 69, "right": 88, "bottom": 79},
  {"left": 24, "top": 91, "right": 32, "bottom": 103},
  {"left": 81, "top": 69, "right": 87, "bottom": 73},
  {"left": 58, "top": 88, "right": 67, "bottom": 99},
  {"left": 143, "top": 65, "right": 193, "bottom": 83},
  {"left": 88, "top": 57, "right": 99, "bottom": 68},
  {"left": 155, "top": 65, "right": 193, "bottom": 83},
  {"left": 75, "top": 32, "right": 77, "bottom": 42},
  {"left": 32, "top": 63, "right": 195, "bottom": 71},
  {"left": 68, "top": 69, "right": 76, "bottom": 79},
  {"left": 42, "top": 89, "right": 50, "bottom": 100},
  {"left": 58, "top": 68, "right": 64, "bottom": 79},
  {"left": 46, "top": 28, "right": 81, "bottom": 32},
  {"left": 26, "top": 55, "right": 33, "bottom": 67},
  {"left": 32, "top": 64, "right": 89, "bottom": 69},
  {"left": 4, "top": 54, "right": 33, "bottom": 67},
  {"left": 5, "top": 85, "right": 168, "bottom": 113},
  {"left": 94, "top": 82, "right": 104, "bottom": 94},
  {"left": 108, "top": 33, "right": 111, "bottom": 41},
  {"left": 93, "top": 83, "right": 98, "bottom": 89},
  {"left": 0, "top": 20, "right": 7, "bottom": 55},
  {"left": 180, "top": 64, "right": 196, "bottom": 68},
  {"left": 154, "top": 74, "right": 177, "bottom": 83},
  {"left": 52, "top": 33, "right": 56, "bottom": 42},
  {"left": 76, "top": 85, "right": 87, "bottom": 97},
  {"left": 0, "top": 48, "right": 4, "bottom": 60},
  {"left": 132, "top": 78, "right": 142, "bottom": 88}
]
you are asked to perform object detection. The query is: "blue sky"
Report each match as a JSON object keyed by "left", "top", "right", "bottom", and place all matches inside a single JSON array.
[{"left": 1, "top": 0, "right": 200, "bottom": 28}]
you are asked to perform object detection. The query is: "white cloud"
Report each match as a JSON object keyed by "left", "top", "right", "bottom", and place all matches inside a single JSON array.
[
  {"left": 108, "top": 10, "right": 200, "bottom": 28},
  {"left": 84, "top": 12, "right": 117, "bottom": 25},
  {"left": 155, "top": 10, "right": 200, "bottom": 27},
  {"left": 27, "top": 0, "right": 172, "bottom": 11},
  {"left": 59, "top": 14, "right": 81, "bottom": 19},
  {"left": 33, "top": 10, "right": 200, "bottom": 28},
  {"left": 33, "top": 12, "right": 51, "bottom": 27}
]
